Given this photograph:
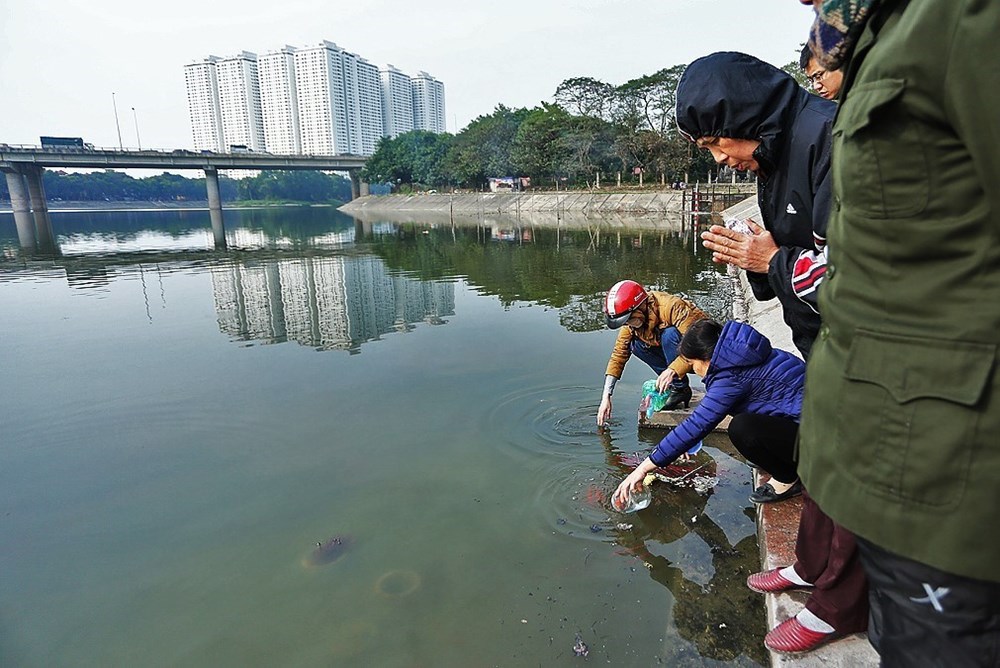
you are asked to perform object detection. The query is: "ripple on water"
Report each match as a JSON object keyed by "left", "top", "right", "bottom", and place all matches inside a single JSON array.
[
  {"left": 482, "top": 384, "right": 602, "bottom": 461},
  {"left": 533, "top": 458, "right": 635, "bottom": 544}
]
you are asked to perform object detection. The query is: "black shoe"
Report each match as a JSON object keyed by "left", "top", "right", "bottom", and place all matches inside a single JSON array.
[
  {"left": 661, "top": 379, "right": 692, "bottom": 410},
  {"left": 749, "top": 480, "right": 802, "bottom": 504}
]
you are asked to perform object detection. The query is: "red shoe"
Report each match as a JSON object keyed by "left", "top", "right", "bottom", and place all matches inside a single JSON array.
[
  {"left": 764, "top": 617, "right": 843, "bottom": 655},
  {"left": 746, "top": 568, "right": 812, "bottom": 594}
]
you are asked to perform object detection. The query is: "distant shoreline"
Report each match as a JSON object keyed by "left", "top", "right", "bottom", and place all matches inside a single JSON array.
[{"left": 0, "top": 200, "right": 336, "bottom": 213}]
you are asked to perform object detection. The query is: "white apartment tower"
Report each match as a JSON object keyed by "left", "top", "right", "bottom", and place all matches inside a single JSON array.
[
  {"left": 380, "top": 65, "right": 414, "bottom": 139},
  {"left": 258, "top": 46, "right": 301, "bottom": 154},
  {"left": 342, "top": 54, "right": 383, "bottom": 155},
  {"left": 186, "top": 40, "right": 446, "bottom": 156},
  {"left": 294, "top": 41, "right": 350, "bottom": 155},
  {"left": 216, "top": 52, "right": 266, "bottom": 151},
  {"left": 411, "top": 71, "right": 446, "bottom": 134},
  {"left": 184, "top": 56, "right": 224, "bottom": 152}
]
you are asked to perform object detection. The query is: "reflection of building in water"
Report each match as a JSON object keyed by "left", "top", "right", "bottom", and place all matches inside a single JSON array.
[{"left": 212, "top": 255, "right": 454, "bottom": 353}]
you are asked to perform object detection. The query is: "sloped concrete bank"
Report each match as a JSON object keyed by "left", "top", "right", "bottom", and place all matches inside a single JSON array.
[
  {"left": 726, "top": 197, "right": 878, "bottom": 667},
  {"left": 340, "top": 191, "right": 684, "bottom": 216}
]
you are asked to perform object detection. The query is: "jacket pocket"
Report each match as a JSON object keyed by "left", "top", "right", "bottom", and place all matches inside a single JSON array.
[
  {"left": 836, "top": 329, "right": 994, "bottom": 508},
  {"left": 833, "top": 79, "right": 930, "bottom": 219}
]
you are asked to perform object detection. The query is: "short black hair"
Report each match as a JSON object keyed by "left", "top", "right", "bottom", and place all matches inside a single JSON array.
[
  {"left": 799, "top": 43, "right": 813, "bottom": 71},
  {"left": 678, "top": 319, "right": 723, "bottom": 362}
]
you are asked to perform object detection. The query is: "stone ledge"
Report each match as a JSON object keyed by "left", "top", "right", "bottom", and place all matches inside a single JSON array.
[{"left": 725, "top": 196, "right": 878, "bottom": 667}]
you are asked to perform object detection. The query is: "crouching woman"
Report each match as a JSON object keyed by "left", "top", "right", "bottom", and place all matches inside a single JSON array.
[{"left": 612, "top": 319, "right": 805, "bottom": 508}]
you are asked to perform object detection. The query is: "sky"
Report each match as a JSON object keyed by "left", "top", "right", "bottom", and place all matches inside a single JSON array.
[{"left": 1, "top": 1, "right": 814, "bottom": 152}]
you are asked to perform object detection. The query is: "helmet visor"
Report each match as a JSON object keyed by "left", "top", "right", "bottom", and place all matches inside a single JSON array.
[{"left": 605, "top": 309, "right": 635, "bottom": 329}]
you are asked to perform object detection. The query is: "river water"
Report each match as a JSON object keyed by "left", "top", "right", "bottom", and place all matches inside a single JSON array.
[{"left": 0, "top": 207, "right": 766, "bottom": 667}]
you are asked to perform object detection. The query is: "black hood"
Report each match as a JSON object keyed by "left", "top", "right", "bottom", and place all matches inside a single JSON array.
[{"left": 675, "top": 52, "right": 809, "bottom": 175}]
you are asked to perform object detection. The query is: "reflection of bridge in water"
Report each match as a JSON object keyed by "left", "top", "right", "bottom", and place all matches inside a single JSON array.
[
  {"left": 211, "top": 254, "right": 454, "bottom": 353},
  {"left": 0, "top": 144, "right": 367, "bottom": 251}
]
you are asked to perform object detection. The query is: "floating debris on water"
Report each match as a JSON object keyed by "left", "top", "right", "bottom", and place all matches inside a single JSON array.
[
  {"left": 557, "top": 518, "right": 567, "bottom": 525},
  {"left": 691, "top": 475, "right": 718, "bottom": 494},
  {"left": 573, "top": 632, "right": 590, "bottom": 657},
  {"left": 616, "top": 523, "right": 633, "bottom": 531}
]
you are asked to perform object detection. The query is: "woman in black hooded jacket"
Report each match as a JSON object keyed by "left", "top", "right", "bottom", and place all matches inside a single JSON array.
[{"left": 676, "top": 51, "right": 834, "bottom": 359}]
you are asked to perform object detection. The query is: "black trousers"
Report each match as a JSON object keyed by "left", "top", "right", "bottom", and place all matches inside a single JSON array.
[
  {"left": 857, "top": 537, "right": 1000, "bottom": 667},
  {"left": 727, "top": 412, "right": 799, "bottom": 483}
]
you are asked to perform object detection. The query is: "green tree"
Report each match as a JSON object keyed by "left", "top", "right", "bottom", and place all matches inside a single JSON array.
[
  {"left": 510, "top": 104, "right": 576, "bottom": 184},
  {"left": 443, "top": 105, "right": 529, "bottom": 187},
  {"left": 553, "top": 77, "right": 615, "bottom": 120},
  {"left": 363, "top": 130, "right": 453, "bottom": 189}
]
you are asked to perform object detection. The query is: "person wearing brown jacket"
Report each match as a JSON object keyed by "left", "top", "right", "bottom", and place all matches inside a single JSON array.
[{"left": 597, "top": 280, "right": 708, "bottom": 426}]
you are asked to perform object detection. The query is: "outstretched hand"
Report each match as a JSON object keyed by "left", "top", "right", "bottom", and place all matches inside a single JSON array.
[
  {"left": 597, "top": 395, "right": 613, "bottom": 426},
  {"left": 701, "top": 220, "right": 779, "bottom": 273}
]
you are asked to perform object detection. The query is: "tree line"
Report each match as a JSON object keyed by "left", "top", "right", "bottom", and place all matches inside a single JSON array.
[
  {"left": 0, "top": 169, "right": 352, "bottom": 204},
  {"left": 363, "top": 65, "right": 721, "bottom": 191}
]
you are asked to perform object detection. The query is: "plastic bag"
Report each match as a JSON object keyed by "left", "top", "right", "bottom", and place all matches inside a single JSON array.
[{"left": 641, "top": 379, "right": 672, "bottom": 416}]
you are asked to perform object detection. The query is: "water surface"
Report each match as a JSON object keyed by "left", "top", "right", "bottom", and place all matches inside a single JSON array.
[{"left": 0, "top": 207, "right": 766, "bottom": 666}]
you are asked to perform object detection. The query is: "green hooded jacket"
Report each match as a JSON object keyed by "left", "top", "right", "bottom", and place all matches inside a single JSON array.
[{"left": 800, "top": 0, "right": 1000, "bottom": 583}]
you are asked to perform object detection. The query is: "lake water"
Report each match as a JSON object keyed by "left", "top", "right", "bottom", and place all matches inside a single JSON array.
[{"left": 0, "top": 207, "right": 766, "bottom": 667}]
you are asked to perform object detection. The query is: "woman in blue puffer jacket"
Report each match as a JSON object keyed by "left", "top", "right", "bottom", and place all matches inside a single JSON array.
[{"left": 612, "top": 319, "right": 805, "bottom": 508}]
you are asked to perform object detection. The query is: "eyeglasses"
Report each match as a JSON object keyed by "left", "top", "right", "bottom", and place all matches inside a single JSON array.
[{"left": 806, "top": 69, "right": 829, "bottom": 86}]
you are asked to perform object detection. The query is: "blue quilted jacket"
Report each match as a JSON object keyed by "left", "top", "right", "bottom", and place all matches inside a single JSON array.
[{"left": 650, "top": 320, "right": 805, "bottom": 467}]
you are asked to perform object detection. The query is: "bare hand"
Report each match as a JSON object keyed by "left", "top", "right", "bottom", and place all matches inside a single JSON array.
[
  {"left": 612, "top": 467, "right": 648, "bottom": 509},
  {"left": 655, "top": 368, "right": 676, "bottom": 393},
  {"left": 701, "top": 220, "right": 779, "bottom": 273},
  {"left": 597, "top": 395, "right": 613, "bottom": 426}
]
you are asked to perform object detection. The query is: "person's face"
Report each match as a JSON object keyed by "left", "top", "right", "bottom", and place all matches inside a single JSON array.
[
  {"left": 696, "top": 137, "right": 762, "bottom": 173},
  {"left": 806, "top": 57, "right": 843, "bottom": 100},
  {"left": 626, "top": 304, "right": 646, "bottom": 330}
]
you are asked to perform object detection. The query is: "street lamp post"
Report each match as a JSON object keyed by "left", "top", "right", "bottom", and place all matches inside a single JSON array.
[
  {"left": 112, "top": 92, "right": 123, "bottom": 150},
  {"left": 132, "top": 107, "right": 142, "bottom": 150}
]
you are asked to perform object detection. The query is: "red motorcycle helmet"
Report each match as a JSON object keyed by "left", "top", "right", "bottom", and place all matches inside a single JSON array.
[{"left": 603, "top": 280, "right": 648, "bottom": 329}]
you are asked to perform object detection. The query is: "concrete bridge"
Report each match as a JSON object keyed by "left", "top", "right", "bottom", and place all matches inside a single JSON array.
[{"left": 0, "top": 144, "right": 368, "bottom": 250}]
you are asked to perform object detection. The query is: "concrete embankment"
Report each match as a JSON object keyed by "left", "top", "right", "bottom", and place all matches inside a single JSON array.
[
  {"left": 340, "top": 191, "right": 684, "bottom": 216},
  {"left": 726, "top": 197, "right": 878, "bottom": 667}
]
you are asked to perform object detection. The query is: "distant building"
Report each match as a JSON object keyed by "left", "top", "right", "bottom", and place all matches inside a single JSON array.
[
  {"left": 411, "top": 71, "right": 446, "bottom": 134},
  {"left": 258, "top": 46, "right": 301, "bottom": 154},
  {"left": 183, "top": 56, "right": 224, "bottom": 152},
  {"left": 216, "top": 52, "right": 265, "bottom": 153},
  {"left": 185, "top": 40, "right": 446, "bottom": 156},
  {"left": 380, "top": 65, "right": 414, "bottom": 139}
]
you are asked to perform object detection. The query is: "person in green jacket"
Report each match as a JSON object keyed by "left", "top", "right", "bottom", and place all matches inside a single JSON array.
[{"left": 796, "top": 0, "right": 1000, "bottom": 665}]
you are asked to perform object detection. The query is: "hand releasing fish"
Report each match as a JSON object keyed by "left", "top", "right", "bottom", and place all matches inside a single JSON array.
[{"left": 573, "top": 632, "right": 589, "bottom": 657}]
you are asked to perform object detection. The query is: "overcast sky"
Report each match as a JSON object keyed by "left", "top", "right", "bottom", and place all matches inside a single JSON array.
[{"left": 1, "top": 1, "right": 813, "bottom": 151}]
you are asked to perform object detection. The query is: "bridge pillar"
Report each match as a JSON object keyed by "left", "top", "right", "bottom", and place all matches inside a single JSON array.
[
  {"left": 204, "top": 168, "right": 226, "bottom": 248},
  {"left": 3, "top": 167, "right": 36, "bottom": 249},
  {"left": 23, "top": 166, "right": 56, "bottom": 250},
  {"left": 349, "top": 171, "right": 361, "bottom": 200}
]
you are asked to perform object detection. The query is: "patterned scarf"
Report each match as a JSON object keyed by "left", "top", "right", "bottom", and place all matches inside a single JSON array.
[{"left": 808, "top": 0, "right": 881, "bottom": 70}]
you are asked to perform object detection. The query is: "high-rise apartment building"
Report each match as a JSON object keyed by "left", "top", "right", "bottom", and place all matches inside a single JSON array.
[
  {"left": 258, "top": 46, "right": 301, "bottom": 154},
  {"left": 216, "top": 52, "right": 266, "bottom": 152},
  {"left": 184, "top": 56, "right": 224, "bottom": 152},
  {"left": 411, "top": 72, "right": 446, "bottom": 134},
  {"left": 293, "top": 41, "right": 349, "bottom": 155},
  {"left": 380, "top": 65, "right": 414, "bottom": 139},
  {"left": 186, "top": 40, "right": 446, "bottom": 157},
  {"left": 342, "top": 53, "right": 383, "bottom": 155}
]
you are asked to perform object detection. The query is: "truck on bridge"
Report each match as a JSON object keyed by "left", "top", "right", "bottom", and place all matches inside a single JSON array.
[{"left": 40, "top": 136, "right": 93, "bottom": 150}]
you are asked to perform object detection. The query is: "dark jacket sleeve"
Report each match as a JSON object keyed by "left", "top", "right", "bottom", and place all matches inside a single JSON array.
[
  {"left": 650, "top": 373, "right": 743, "bottom": 466},
  {"left": 764, "top": 115, "right": 832, "bottom": 347}
]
